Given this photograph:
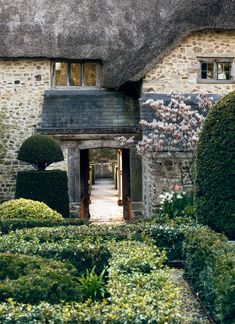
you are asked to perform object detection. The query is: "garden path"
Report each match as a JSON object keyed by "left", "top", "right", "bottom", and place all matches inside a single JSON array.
[{"left": 89, "top": 178, "right": 124, "bottom": 223}]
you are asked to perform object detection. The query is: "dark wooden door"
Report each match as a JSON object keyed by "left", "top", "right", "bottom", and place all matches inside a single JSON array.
[
  {"left": 80, "top": 149, "right": 90, "bottom": 220},
  {"left": 122, "top": 148, "right": 132, "bottom": 220}
]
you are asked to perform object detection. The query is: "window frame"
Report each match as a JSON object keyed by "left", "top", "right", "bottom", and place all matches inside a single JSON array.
[
  {"left": 51, "top": 60, "right": 101, "bottom": 88},
  {"left": 197, "top": 57, "right": 234, "bottom": 84}
]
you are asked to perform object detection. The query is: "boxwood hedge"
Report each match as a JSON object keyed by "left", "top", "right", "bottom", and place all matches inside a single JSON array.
[
  {"left": 183, "top": 226, "right": 235, "bottom": 323},
  {"left": 0, "top": 241, "right": 183, "bottom": 323}
]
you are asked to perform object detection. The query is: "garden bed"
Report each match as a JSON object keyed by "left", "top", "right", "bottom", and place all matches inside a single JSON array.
[{"left": 0, "top": 220, "right": 233, "bottom": 322}]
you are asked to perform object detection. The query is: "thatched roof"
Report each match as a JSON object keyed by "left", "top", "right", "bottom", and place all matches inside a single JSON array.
[{"left": 0, "top": 0, "right": 234, "bottom": 87}]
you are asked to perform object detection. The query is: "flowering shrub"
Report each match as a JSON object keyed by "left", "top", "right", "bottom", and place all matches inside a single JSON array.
[
  {"left": 117, "top": 92, "right": 214, "bottom": 188},
  {"left": 159, "top": 191, "right": 194, "bottom": 219},
  {"left": 0, "top": 199, "right": 62, "bottom": 221}
]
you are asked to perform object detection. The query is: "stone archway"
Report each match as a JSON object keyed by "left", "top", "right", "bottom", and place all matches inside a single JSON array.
[{"left": 61, "top": 138, "right": 143, "bottom": 220}]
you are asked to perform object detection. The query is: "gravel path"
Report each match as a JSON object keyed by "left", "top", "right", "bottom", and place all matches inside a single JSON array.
[{"left": 170, "top": 269, "right": 212, "bottom": 323}]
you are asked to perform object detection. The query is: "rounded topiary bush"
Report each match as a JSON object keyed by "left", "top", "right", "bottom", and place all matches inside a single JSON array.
[
  {"left": 16, "top": 135, "right": 70, "bottom": 217},
  {"left": 195, "top": 91, "right": 235, "bottom": 238},
  {"left": 18, "top": 134, "right": 64, "bottom": 170},
  {"left": 0, "top": 199, "right": 63, "bottom": 221}
]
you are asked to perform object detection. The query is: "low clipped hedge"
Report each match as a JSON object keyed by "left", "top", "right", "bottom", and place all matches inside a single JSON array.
[
  {"left": 0, "top": 227, "right": 111, "bottom": 274},
  {"left": 0, "top": 253, "right": 82, "bottom": 304},
  {"left": 0, "top": 199, "right": 62, "bottom": 221},
  {"left": 0, "top": 218, "right": 86, "bottom": 235},
  {"left": 183, "top": 227, "right": 235, "bottom": 323},
  {"left": 15, "top": 170, "right": 70, "bottom": 217},
  {"left": 0, "top": 241, "right": 183, "bottom": 323},
  {"left": 0, "top": 221, "right": 234, "bottom": 322}
]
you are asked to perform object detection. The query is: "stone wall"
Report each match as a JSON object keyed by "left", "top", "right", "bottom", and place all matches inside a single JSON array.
[
  {"left": 142, "top": 154, "right": 193, "bottom": 217},
  {"left": 0, "top": 59, "right": 51, "bottom": 201},
  {"left": 141, "top": 30, "right": 235, "bottom": 217},
  {"left": 143, "top": 30, "right": 235, "bottom": 94}
]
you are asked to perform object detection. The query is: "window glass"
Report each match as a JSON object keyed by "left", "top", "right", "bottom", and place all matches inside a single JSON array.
[
  {"left": 217, "top": 62, "right": 231, "bottom": 80},
  {"left": 84, "top": 63, "right": 97, "bottom": 86},
  {"left": 54, "top": 62, "right": 67, "bottom": 86},
  {"left": 201, "top": 62, "right": 213, "bottom": 79},
  {"left": 70, "top": 63, "right": 81, "bottom": 86}
]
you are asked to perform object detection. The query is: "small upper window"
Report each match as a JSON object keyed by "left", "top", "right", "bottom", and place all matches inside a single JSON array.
[
  {"left": 52, "top": 61, "right": 101, "bottom": 87},
  {"left": 199, "top": 58, "right": 233, "bottom": 83}
]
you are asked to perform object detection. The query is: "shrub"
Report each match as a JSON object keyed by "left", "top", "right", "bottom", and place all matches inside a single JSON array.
[
  {"left": 17, "top": 134, "right": 64, "bottom": 171},
  {"left": 195, "top": 91, "right": 235, "bottom": 238},
  {"left": 0, "top": 253, "right": 82, "bottom": 304},
  {"left": 0, "top": 218, "right": 86, "bottom": 235},
  {"left": 0, "top": 241, "right": 183, "bottom": 323},
  {"left": 144, "top": 223, "right": 185, "bottom": 262},
  {"left": 183, "top": 226, "right": 235, "bottom": 323},
  {"left": 0, "top": 199, "right": 62, "bottom": 221},
  {"left": 0, "top": 227, "right": 111, "bottom": 274},
  {"left": 15, "top": 170, "right": 70, "bottom": 217}
]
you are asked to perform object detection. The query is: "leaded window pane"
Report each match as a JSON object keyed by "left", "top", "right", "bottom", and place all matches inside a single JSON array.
[
  {"left": 201, "top": 62, "right": 213, "bottom": 79},
  {"left": 54, "top": 62, "right": 67, "bottom": 86},
  {"left": 217, "top": 62, "right": 231, "bottom": 80},
  {"left": 70, "top": 63, "right": 81, "bottom": 86},
  {"left": 84, "top": 63, "right": 97, "bottom": 86}
]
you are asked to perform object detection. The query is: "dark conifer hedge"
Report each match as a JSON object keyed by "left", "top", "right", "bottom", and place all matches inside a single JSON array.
[
  {"left": 15, "top": 170, "right": 70, "bottom": 217},
  {"left": 195, "top": 91, "right": 235, "bottom": 238}
]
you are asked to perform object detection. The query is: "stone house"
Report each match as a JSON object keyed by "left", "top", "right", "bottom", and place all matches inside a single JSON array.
[{"left": 0, "top": 1, "right": 234, "bottom": 218}]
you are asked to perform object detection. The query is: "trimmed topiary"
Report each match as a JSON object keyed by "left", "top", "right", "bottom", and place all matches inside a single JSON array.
[
  {"left": 195, "top": 91, "right": 235, "bottom": 238},
  {"left": 15, "top": 170, "right": 70, "bottom": 217},
  {"left": 18, "top": 134, "right": 64, "bottom": 170},
  {"left": 0, "top": 198, "right": 63, "bottom": 221}
]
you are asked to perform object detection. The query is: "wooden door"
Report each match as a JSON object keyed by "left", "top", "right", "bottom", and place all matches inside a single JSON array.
[
  {"left": 80, "top": 149, "right": 90, "bottom": 220},
  {"left": 122, "top": 149, "right": 132, "bottom": 220}
]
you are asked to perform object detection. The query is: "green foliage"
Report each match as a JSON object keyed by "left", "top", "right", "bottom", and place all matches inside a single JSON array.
[
  {"left": 15, "top": 170, "right": 70, "bottom": 217},
  {"left": 0, "top": 199, "right": 62, "bottom": 221},
  {"left": 144, "top": 223, "right": 186, "bottom": 262},
  {"left": 195, "top": 91, "right": 235, "bottom": 238},
  {"left": 183, "top": 226, "right": 235, "bottom": 323},
  {"left": 0, "top": 253, "right": 82, "bottom": 304},
  {"left": 17, "top": 134, "right": 64, "bottom": 171},
  {"left": 158, "top": 191, "right": 195, "bottom": 219},
  {"left": 0, "top": 221, "right": 233, "bottom": 322},
  {"left": 0, "top": 227, "right": 111, "bottom": 274},
  {"left": 0, "top": 240, "right": 183, "bottom": 323},
  {"left": 78, "top": 266, "right": 106, "bottom": 302},
  {"left": 0, "top": 218, "right": 86, "bottom": 235}
]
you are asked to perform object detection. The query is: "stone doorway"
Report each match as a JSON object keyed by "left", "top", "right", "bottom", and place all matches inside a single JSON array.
[
  {"left": 79, "top": 147, "right": 131, "bottom": 222},
  {"left": 64, "top": 138, "right": 143, "bottom": 221}
]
